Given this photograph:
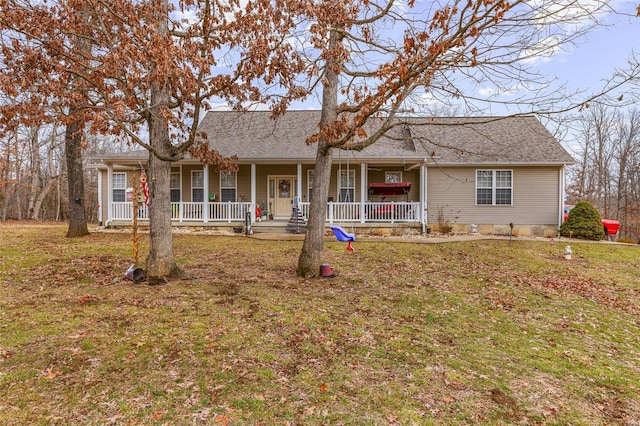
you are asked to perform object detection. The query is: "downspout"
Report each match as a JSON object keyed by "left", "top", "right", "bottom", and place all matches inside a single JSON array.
[{"left": 558, "top": 165, "right": 566, "bottom": 231}]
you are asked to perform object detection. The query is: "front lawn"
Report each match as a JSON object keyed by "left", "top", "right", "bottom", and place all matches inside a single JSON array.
[{"left": 1, "top": 223, "right": 639, "bottom": 424}]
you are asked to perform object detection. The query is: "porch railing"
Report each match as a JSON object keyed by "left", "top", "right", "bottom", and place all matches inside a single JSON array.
[
  {"left": 297, "top": 201, "right": 420, "bottom": 224},
  {"left": 362, "top": 202, "right": 420, "bottom": 223},
  {"left": 207, "top": 202, "right": 251, "bottom": 222},
  {"left": 111, "top": 201, "right": 420, "bottom": 224},
  {"left": 111, "top": 201, "right": 251, "bottom": 223}
]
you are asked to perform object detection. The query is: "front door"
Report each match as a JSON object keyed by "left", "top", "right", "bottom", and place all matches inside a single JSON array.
[
  {"left": 268, "top": 175, "right": 298, "bottom": 218},
  {"left": 275, "top": 177, "right": 294, "bottom": 217}
]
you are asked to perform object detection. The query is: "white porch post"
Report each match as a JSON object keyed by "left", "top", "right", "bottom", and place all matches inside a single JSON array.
[
  {"left": 360, "top": 162, "right": 366, "bottom": 223},
  {"left": 251, "top": 163, "right": 257, "bottom": 224},
  {"left": 203, "top": 165, "right": 209, "bottom": 222},
  {"left": 179, "top": 163, "right": 184, "bottom": 223},
  {"left": 296, "top": 163, "right": 302, "bottom": 204},
  {"left": 420, "top": 162, "right": 427, "bottom": 234},
  {"left": 558, "top": 165, "right": 565, "bottom": 231},
  {"left": 106, "top": 164, "right": 113, "bottom": 227},
  {"left": 97, "top": 168, "right": 103, "bottom": 226}
]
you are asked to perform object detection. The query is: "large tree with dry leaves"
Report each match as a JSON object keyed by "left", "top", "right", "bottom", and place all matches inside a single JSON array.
[
  {"left": 2, "top": 0, "right": 638, "bottom": 279},
  {"left": 0, "top": 0, "right": 306, "bottom": 279},
  {"left": 0, "top": 14, "right": 90, "bottom": 237},
  {"left": 270, "top": 0, "right": 639, "bottom": 277}
]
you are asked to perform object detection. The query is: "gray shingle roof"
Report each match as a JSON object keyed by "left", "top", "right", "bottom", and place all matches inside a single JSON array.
[{"left": 198, "top": 110, "right": 575, "bottom": 165}]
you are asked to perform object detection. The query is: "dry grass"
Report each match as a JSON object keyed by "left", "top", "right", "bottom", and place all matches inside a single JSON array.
[{"left": 1, "top": 222, "right": 639, "bottom": 425}]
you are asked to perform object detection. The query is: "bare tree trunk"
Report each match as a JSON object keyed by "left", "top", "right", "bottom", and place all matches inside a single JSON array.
[
  {"left": 297, "top": 144, "right": 333, "bottom": 277},
  {"left": 614, "top": 109, "right": 640, "bottom": 239},
  {"left": 297, "top": 28, "right": 342, "bottom": 278},
  {"left": 1, "top": 140, "right": 10, "bottom": 221},
  {"left": 56, "top": 169, "right": 61, "bottom": 221},
  {"left": 32, "top": 176, "right": 58, "bottom": 221},
  {"left": 145, "top": 0, "right": 181, "bottom": 281},
  {"left": 27, "top": 127, "right": 41, "bottom": 219},
  {"left": 64, "top": 3, "right": 91, "bottom": 235},
  {"left": 65, "top": 110, "right": 89, "bottom": 237},
  {"left": 145, "top": 150, "right": 181, "bottom": 280},
  {"left": 14, "top": 144, "right": 23, "bottom": 220},
  {"left": 36, "top": 136, "right": 60, "bottom": 221},
  {"left": 1, "top": 187, "right": 7, "bottom": 221}
]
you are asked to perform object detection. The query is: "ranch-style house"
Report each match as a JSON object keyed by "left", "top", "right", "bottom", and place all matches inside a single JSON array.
[{"left": 90, "top": 110, "right": 575, "bottom": 236}]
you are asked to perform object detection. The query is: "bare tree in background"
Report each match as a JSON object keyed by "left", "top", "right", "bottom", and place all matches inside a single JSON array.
[
  {"left": 571, "top": 105, "right": 617, "bottom": 215},
  {"left": 0, "top": 133, "right": 17, "bottom": 221},
  {"left": 26, "top": 125, "right": 62, "bottom": 221},
  {"left": 567, "top": 105, "right": 640, "bottom": 241},
  {"left": 0, "top": 122, "right": 65, "bottom": 222}
]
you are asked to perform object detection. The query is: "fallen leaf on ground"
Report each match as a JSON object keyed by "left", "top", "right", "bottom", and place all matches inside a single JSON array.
[
  {"left": 43, "top": 367, "right": 62, "bottom": 380},
  {"left": 214, "top": 414, "right": 230, "bottom": 425}
]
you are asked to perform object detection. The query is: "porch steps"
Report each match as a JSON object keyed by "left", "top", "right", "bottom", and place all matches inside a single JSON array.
[
  {"left": 251, "top": 220, "right": 290, "bottom": 234},
  {"left": 285, "top": 208, "right": 307, "bottom": 234}
]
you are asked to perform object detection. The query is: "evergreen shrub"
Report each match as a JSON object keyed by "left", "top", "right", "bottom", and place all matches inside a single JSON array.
[{"left": 560, "top": 201, "right": 605, "bottom": 241}]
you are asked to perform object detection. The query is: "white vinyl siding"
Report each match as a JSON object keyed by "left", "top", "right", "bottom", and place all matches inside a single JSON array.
[{"left": 427, "top": 166, "right": 560, "bottom": 225}]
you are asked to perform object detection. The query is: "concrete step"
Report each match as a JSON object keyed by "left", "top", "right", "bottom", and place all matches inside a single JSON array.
[{"left": 251, "top": 220, "right": 303, "bottom": 234}]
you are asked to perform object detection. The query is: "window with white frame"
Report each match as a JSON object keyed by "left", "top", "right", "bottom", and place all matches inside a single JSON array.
[
  {"left": 221, "top": 171, "right": 236, "bottom": 202},
  {"left": 170, "top": 172, "right": 181, "bottom": 203},
  {"left": 113, "top": 173, "right": 126, "bottom": 202},
  {"left": 338, "top": 169, "right": 355, "bottom": 202},
  {"left": 307, "top": 170, "right": 314, "bottom": 201},
  {"left": 385, "top": 171, "right": 402, "bottom": 183},
  {"left": 476, "top": 170, "right": 512, "bottom": 205},
  {"left": 191, "top": 170, "right": 204, "bottom": 202}
]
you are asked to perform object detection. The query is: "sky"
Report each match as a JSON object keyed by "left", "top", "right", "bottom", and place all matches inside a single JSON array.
[
  {"left": 524, "top": 0, "right": 640, "bottom": 148},
  {"left": 207, "top": 0, "right": 640, "bottom": 123},
  {"left": 533, "top": 0, "right": 639, "bottom": 102}
]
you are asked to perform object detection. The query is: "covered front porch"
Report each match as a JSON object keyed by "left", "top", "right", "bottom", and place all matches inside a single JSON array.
[
  {"left": 97, "top": 157, "right": 429, "bottom": 231},
  {"left": 106, "top": 200, "right": 422, "bottom": 226}
]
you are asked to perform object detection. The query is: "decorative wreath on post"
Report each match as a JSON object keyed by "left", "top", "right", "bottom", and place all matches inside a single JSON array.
[{"left": 279, "top": 180, "right": 290, "bottom": 193}]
